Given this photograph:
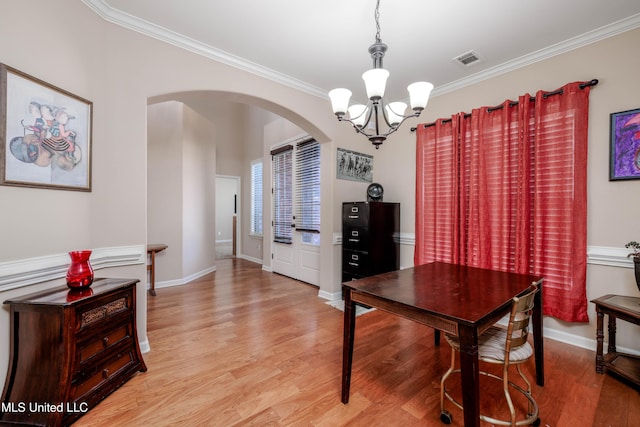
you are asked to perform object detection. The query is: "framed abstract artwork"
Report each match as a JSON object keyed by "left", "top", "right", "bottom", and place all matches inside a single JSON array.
[
  {"left": 0, "top": 63, "right": 93, "bottom": 191},
  {"left": 610, "top": 107, "right": 640, "bottom": 181}
]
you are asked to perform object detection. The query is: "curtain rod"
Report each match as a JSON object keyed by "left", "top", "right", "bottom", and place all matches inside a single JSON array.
[{"left": 410, "top": 79, "right": 598, "bottom": 132}]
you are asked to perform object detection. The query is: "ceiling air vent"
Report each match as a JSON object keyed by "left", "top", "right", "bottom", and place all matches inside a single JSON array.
[{"left": 454, "top": 50, "right": 482, "bottom": 67}]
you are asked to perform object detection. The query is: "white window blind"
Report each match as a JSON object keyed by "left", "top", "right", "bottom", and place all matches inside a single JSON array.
[
  {"left": 295, "top": 139, "right": 320, "bottom": 233},
  {"left": 250, "top": 160, "right": 263, "bottom": 235},
  {"left": 271, "top": 145, "right": 293, "bottom": 244}
]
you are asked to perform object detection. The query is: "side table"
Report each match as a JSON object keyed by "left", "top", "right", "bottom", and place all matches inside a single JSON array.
[
  {"left": 147, "top": 244, "right": 168, "bottom": 296},
  {"left": 591, "top": 294, "right": 640, "bottom": 389}
]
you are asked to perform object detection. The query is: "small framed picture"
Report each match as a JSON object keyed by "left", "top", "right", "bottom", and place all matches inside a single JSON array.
[
  {"left": 336, "top": 148, "right": 373, "bottom": 183},
  {"left": 0, "top": 63, "right": 93, "bottom": 191},
  {"left": 609, "top": 107, "right": 640, "bottom": 181}
]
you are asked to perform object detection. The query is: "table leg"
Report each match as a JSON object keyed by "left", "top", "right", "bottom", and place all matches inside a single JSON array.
[
  {"left": 149, "top": 252, "right": 156, "bottom": 296},
  {"left": 341, "top": 289, "right": 356, "bottom": 404},
  {"left": 607, "top": 315, "right": 617, "bottom": 353},
  {"left": 533, "top": 282, "right": 544, "bottom": 386},
  {"left": 595, "top": 308, "right": 604, "bottom": 373},
  {"left": 458, "top": 324, "right": 480, "bottom": 427}
]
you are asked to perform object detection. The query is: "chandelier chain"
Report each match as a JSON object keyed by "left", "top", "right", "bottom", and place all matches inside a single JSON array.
[{"left": 374, "top": 0, "right": 381, "bottom": 43}]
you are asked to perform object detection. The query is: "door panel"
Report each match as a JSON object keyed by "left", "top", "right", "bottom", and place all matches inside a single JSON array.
[{"left": 271, "top": 140, "right": 320, "bottom": 286}]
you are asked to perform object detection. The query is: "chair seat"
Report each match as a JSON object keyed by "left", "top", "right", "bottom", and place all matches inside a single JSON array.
[{"left": 445, "top": 326, "right": 533, "bottom": 363}]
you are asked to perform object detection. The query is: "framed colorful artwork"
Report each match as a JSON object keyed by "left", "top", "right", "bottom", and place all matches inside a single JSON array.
[
  {"left": 610, "top": 107, "right": 640, "bottom": 181},
  {"left": 0, "top": 63, "right": 92, "bottom": 191}
]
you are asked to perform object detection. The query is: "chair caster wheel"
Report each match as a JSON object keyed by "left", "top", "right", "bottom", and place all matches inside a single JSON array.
[{"left": 440, "top": 410, "right": 452, "bottom": 424}]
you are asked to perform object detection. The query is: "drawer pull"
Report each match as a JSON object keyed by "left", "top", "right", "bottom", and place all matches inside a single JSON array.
[
  {"left": 348, "top": 238, "right": 359, "bottom": 243},
  {"left": 102, "top": 369, "right": 109, "bottom": 379},
  {"left": 351, "top": 254, "right": 359, "bottom": 260},
  {"left": 103, "top": 337, "right": 109, "bottom": 347},
  {"left": 351, "top": 230, "right": 359, "bottom": 237},
  {"left": 348, "top": 215, "right": 359, "bottom": 219},
  {"left": 351, "top": 207, "right": 359, "bottom": 213},
  {"left": 348, "top": 262, "right": 359, "bottom": 267}
]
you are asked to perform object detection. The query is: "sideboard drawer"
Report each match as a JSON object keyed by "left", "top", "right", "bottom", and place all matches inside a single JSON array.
[
  {"left": 78, "top": 294, "right": 131, "bottom": 330},
  {"left": 78, "top": 321, "right": 133, "bottom": 365},
  {"left": 74, "top": 350, "right": 135, "bottom": 400}
]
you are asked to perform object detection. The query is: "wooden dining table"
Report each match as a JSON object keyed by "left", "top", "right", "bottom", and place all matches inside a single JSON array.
[{"left": 341, "top": 261, "right": 544, "bottom": 427}]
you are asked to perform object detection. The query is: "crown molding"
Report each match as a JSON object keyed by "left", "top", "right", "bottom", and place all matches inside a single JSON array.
[
  {"left": 434, "top": 13, "right": 640, "bottom": 96},
  {"left": 82, "top": 1, "right": 640, "bottom": 101},
  {"left": 80, "top": 0, "right": 327, "bottom": 99}
]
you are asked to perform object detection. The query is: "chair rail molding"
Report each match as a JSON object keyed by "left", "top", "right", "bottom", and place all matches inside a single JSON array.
[
  {"left": 0, "top": 245, "right": 146, "bottom": 292},
  {"left": 587, "top": 245, "right": 635, "bottom": 268}
]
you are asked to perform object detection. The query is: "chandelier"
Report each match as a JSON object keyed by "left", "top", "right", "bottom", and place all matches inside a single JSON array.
[{"left": 328, "top": 0, "right": 434, "bottom": 149}]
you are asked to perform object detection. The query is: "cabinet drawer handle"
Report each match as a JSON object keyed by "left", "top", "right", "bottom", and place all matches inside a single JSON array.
[
  {"left": 348, "top": 238, "right": 359, "bottom": 243},
  {"left": 351, "top": 230, "right": 359, "bottom": 237},
  {"left": 351, "top": 254, "right": 359, "bottom": 261},
  {"left": 351, "top": 207, "right": 359, "bottom": 213},
  {"left": 348, "top": 215, "right": 359, "bottom": 219},
  {"left": 103, "top": 337, "right": 109, "bottom": 347},
  {"left": 348, "top": 262, "right": 359, "bottom": 267},
  {"left": 102, "top": 369, "right": 109, "bottom": 379}
]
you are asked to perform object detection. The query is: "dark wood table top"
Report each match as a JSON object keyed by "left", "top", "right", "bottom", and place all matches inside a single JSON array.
[
  {"left": 343, "top": 261, "right": 542, "bottom": 327},
  {"left": 147, "top": 244, "right": 168, "bottom": 253}
]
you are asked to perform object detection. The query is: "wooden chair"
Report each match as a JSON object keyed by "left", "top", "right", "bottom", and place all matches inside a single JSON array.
[{"left": 440, "top": 283, "right": 540, "bottom": 426}]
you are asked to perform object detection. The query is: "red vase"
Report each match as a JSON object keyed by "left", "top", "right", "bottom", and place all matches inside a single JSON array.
[{"left": 66, "top": 250, "right": 94, "bottom": 289}]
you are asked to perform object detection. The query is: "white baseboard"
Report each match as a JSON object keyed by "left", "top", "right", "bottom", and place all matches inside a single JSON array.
[
  {"left": 153, "top": 265, "right": 217, "bottom": 290},
  {"left": 544, "top": 325, "right": 640, "bottom": 357},
  {"left": 139, "top": 338, "right": 151, "bottom": 354},
  {"left": 318, "top": 289, "right": 341, "bottom": 301}
]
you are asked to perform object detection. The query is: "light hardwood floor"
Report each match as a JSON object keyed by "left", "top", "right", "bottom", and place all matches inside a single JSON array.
[{"left": 75, "top": 258, "right": 640, "bottom": 426}]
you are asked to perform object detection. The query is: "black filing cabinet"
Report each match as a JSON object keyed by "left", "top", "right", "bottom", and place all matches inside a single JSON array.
[{"left": 342, "top": 201, "right": 400, "bottom": 282}]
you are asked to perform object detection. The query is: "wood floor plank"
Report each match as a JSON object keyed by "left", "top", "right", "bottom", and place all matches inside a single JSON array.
[{"left": 74, "top": 258, "right": 639, "bottom": 426}]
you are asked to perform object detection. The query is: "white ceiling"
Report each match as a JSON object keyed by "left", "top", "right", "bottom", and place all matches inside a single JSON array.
[{"left": 85, "top": 0, "right": 640, "bottom": 104}]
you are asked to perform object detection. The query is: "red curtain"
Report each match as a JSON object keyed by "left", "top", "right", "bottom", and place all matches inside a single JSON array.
[{"left": 415, "top": 82, "right": 591, "bottom": 322}]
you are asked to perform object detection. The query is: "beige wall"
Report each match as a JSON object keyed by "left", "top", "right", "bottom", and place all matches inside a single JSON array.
[
  {"left": 147, "top": 101, "right": 217, "bottom": 282},
  {"left": 147, "top": 102, "right": 185, "bottom": 282},
  {"left": 1, "top": 0, "right": 639, "bottom": 392},
  {"left": 182, "top": 105, "right": 217, "bottom": 278}
]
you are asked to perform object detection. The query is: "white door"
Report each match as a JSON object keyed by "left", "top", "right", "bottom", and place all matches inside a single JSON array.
[{"left": 271, "top": 139, "right": 321, "bottom": 286}]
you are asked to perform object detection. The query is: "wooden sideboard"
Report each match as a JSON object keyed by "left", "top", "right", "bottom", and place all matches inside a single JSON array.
[{"left": 1, "top": 278, "right": 147, "bottom": 426}]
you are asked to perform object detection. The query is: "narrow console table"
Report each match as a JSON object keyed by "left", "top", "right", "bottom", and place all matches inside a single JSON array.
[
  {"left": 147, "top": 244, "right": 168, "bottom": 296},
  {"left": 1, "top": 278, "right": 147, "bottom": 426},
  {"left": 591, "top": 294, "right": 640, "bottom": 389}
]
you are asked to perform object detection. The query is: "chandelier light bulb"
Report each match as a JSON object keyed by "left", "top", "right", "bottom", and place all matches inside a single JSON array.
[
  {"left": 408, "top": 81, "right": 434, "bottom": 111},
  {"left": 362, "top": 69, "right": 389, "bottom": 100},
  {"left": 385, "top": 102, "right": 407, "bottom": 125},
  {"left": 328, "top": 88, "right": 352, "bottom": 115},
  {"left": 348, "top": 104, "right": 368, "bottom": 127}
]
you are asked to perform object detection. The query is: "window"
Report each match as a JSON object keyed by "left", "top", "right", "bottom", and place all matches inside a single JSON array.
[
  {"left": 271, "top": 145, "right": 293, "bottom": 244},
  {"left": 250, "top": 159, "right": 263, "bottom": 236},
  {"left": 295, "top": 139, "right": 320, "bottom": 245}
]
